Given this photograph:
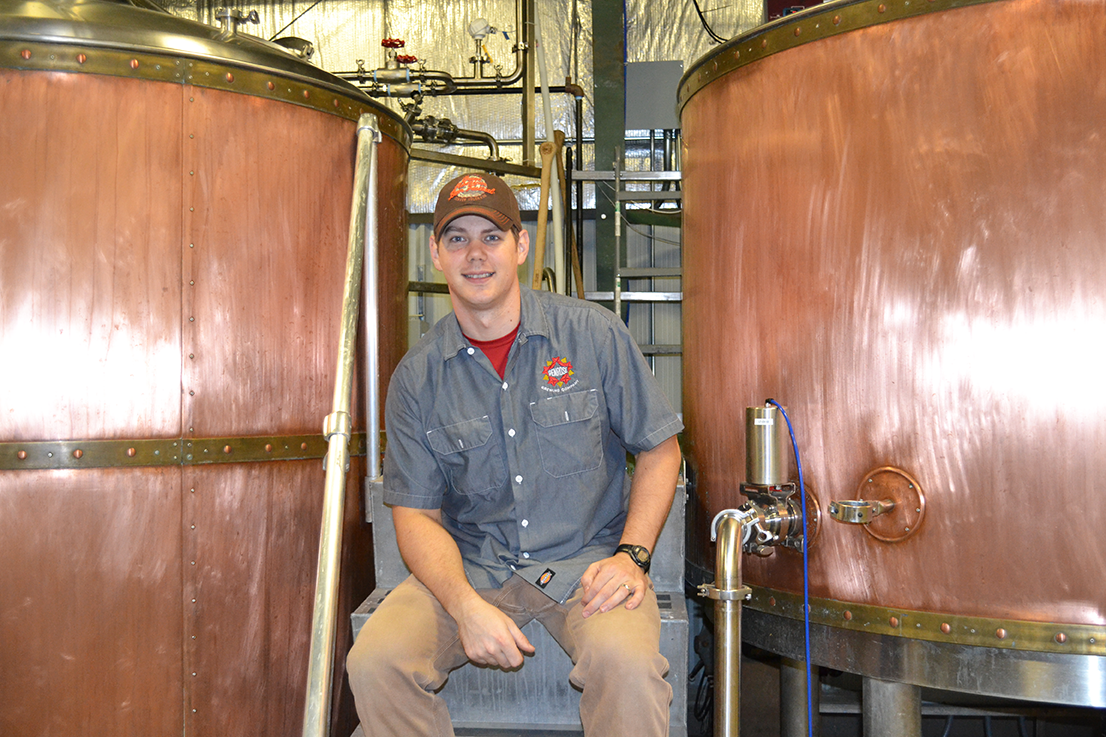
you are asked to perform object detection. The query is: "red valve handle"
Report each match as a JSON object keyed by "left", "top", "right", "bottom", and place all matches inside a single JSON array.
[{"left": 381, "top": 38, "right": 406, "bottom": 48}]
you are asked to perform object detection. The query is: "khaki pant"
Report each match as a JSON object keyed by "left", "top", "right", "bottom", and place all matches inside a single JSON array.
[{"left": 347, "top": 574, "right": 671, "bottom": 737}]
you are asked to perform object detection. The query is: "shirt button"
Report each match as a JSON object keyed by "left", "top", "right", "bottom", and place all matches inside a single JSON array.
[
  {"left": 514, "top": 475, "right": 523, "bottom": 484},
  {"left": 502, "top": 381, "right": 509, "bottom": 390},
  {"left": 522, "top": 552, "right": 530, "bottom": 559},
  {"left": 508, "top": 428, "right": 516, "bottom": 437},
  {"left": 521, "top": 519, "right": 529, "bottom": 527},
  {"left": 467, "top": 347, "right": 475, "bottom": 355}
]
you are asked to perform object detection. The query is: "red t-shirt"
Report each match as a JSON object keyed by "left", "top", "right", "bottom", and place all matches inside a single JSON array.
[{"left": 464, "top": 324, "right": 520, "bottom": 379}]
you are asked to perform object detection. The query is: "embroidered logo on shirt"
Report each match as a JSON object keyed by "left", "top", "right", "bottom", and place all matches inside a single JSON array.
[
  {"left": 542, "top": 357, "right": 575, "bottom": 387},
  {"left": 537, "top": 569, "right": 556, "bottom": 589},
  {"left": 449, "top": 174, "right": 495, "bottom": 201}
]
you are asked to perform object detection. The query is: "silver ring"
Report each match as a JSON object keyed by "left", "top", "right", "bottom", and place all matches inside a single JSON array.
[{"left": 621, "top": 583, "right": 633, "bottom": 593}]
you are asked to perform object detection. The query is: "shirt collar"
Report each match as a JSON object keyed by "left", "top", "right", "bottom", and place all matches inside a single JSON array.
[{"left": 440, "top": 286, "right": 551, "bottom": 359}]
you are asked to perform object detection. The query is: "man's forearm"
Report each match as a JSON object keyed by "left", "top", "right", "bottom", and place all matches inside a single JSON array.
[
  {"left": 620, "top": 434, "right": 683, "bottom": 552},
  {"left": 392, "top": 506, "right": 483, "bottom": 619}
]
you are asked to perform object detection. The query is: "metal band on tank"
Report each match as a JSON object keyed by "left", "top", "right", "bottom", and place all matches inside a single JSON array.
[
  {"left": 677, "top": 0, "right": 1005, "bottom": 112},
  {"left": 747, "top": 585, "right": 1106, "bottom": 657},
  {"left": 0, "top": 433, "right": 374, "bottom": 470},
  {"left": 0, "top": 41, "right": 412, "bottom": 149}
]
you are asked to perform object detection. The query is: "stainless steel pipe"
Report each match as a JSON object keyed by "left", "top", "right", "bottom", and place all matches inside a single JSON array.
[
  {"left": 302, "top": 114, "right": 381, "bottom": 737},
  {"left": 712, "top": 512, "right": 748, "bottom": 737}
]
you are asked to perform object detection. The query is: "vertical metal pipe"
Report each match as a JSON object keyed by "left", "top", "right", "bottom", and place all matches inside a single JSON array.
[
  {"left": 714, "top": 514, "right": 744, "bottom": 737},
  {"left": 362, "top": 119, "right": 382, "bottom": 481},
  {"left": 613, "top": 150, "right": 622, "bottom": 316},
  {"left": 302, "top": 114, "right": 380, "bottom": 737},
  {"left": 863, "top": 677, "right": 922, "bottom": 737},
  {"left": 780, "top": 657, "right": 820, "bottom": 737},
  {"left": 521, "top": 0, "right": 536, "bottom": 166}
]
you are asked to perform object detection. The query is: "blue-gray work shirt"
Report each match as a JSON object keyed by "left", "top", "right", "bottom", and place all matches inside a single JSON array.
[{"left": 382, "top": 287, "right": 683, "bottom": 603}]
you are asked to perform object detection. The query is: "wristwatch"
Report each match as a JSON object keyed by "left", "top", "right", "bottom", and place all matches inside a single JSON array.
[{"left": 615, "top": 544, "right": 651, "bottom": 574}]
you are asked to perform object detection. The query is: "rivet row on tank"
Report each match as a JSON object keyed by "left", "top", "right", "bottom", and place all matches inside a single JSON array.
[
  {"left": 130, "top": 59, "right": 139, "bottom": 69},
  {"left": 843, "top": 610, "right": 853, "bottom": 621},
  {"left": 878, "top": 3, "right": 887, "bottom": 12},
  {"left": 1055, "top": 632, "right": 1068, "bottom": 644},
  {"left": 223, "top": 445, "right": 232, "bottom": 454},
  {"left": 189, "top": 316, "right": 195, "bottom": 322},
  {"left": 267, "top": 81, "right": 275, "bottom": 91},
  {"left": 941, "top": 622, "right": 951, "bottom": 634},
  {"left": 20, "top": 49, "right": 31, "bottom": 60},
  {"left": 225, "top": 72, "right": 234, "bottom": 83},
  {"left": 793, "top": 26, "right": 802, "bottom": 37},
  {"left": 16, "top": 450, "right": 27, "bottom": 460},
  {"left": 833, "top": 15, "right": 841, "bottom": 24},
  {"left": 127, "top": 447, "right": 136, "bottom": 457},
  {"left": 303, "top": 90, "right": 310, "bottom": 99},
  {"left": 995, "top": 628, "right": 1007, "bottom": 639},
  {"left": 77, "top": 53, "right": 87, "bottom": 64},
  {"left": 73, "top": 449, "right": 83, "bottom": 459},
  {"left": 189, "top": 390, "right": 195, "bottom": 396},
  {"left": 768, "top": 596, "right": 777, "bottom": 606},
  {"left": 889, "top": 616, "right": 899, "bottom": 628},
  {"left": 265, "top": 444, "right": 273, "bottom": 453},
  {"left": 761, "top": 38, "right": 768, "bottom": 49}
]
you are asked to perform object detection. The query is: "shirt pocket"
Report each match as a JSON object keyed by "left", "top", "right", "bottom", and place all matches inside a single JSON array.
[
  {"left": 426, "top": 415, "right": 506, "bottom": 495},
  {"left": 529, "top": 389, "right": 603, "bottom": 478}
]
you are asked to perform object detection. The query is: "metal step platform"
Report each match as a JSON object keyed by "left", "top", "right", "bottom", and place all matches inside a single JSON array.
[{"left": 351, "top": 479, "right": 690, "bottom": 736}]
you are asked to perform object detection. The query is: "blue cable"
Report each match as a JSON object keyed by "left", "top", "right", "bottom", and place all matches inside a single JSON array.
[{"left": 766, "top": 399, "right": 814, "bottom": 737}]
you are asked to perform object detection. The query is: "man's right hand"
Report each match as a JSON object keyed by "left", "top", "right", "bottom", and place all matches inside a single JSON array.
[{"left": 454, "top": 595, "right": 535, "bottom": 669}]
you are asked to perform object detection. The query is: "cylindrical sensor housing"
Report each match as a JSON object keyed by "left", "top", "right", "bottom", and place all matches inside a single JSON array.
[{"left": 746, "top": 405, "right": 789, "bottom": 486}]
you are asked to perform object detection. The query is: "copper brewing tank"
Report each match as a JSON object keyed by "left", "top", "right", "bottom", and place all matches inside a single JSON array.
[
  {"left": 680, "top": 0, "right": 1106, "bottom": 706},
  {"left": 0, "top": 2, "right": 409, "bottom": 735}
]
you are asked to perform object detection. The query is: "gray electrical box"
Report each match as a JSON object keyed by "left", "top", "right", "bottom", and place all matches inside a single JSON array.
[{"left": 626, "top": 60, "right": 684, "bottom": 130}]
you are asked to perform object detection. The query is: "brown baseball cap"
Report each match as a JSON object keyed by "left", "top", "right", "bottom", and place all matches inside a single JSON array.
[{"left": 433, "top": 173, "right": 522, "bottom": 240}]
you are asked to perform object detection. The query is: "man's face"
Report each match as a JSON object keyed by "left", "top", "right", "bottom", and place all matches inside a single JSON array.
[{"left": 430, "top": 214, "right": 530, "bottom": 321}]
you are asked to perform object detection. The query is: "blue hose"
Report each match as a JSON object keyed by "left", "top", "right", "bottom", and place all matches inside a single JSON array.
[{"left": 766, "top": 399, "right": 814, "bottom": 737}]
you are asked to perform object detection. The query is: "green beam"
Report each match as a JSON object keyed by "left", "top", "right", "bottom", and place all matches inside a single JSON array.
[{"left": 591, "top": 0, "right": 625, "bottom": 296}]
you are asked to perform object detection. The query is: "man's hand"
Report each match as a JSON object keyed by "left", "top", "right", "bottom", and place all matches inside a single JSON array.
[
  {"left": 454, "top": 595, "right": 536, "bottom": 669},
  {"left": 579, "top": 552, "right": 652, "bottom": 618}
]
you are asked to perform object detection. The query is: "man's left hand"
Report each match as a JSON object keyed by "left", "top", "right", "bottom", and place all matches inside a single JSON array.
[{"left": 579, "top": 552, "right": 652, "bottom": 618}]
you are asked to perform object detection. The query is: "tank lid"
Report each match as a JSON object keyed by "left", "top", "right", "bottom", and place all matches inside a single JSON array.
[
  {"left": 0, "top": 0, "right": 410, "bottom": 141},
  {"left": 677, "top": 0, "right": 1003, "bottom": 113}
]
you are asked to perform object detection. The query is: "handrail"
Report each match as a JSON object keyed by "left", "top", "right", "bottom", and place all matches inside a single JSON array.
[{"left": 302, "top": 113, "right": 381, "bottom": 737}]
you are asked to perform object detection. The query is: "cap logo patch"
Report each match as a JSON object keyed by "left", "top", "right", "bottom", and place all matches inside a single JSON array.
[
  {"left": 542, "top": 357, "right": 575, "bottom": 387},
  {"left": 449, "top": 174, "right": 495, "bottom": 202}
]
